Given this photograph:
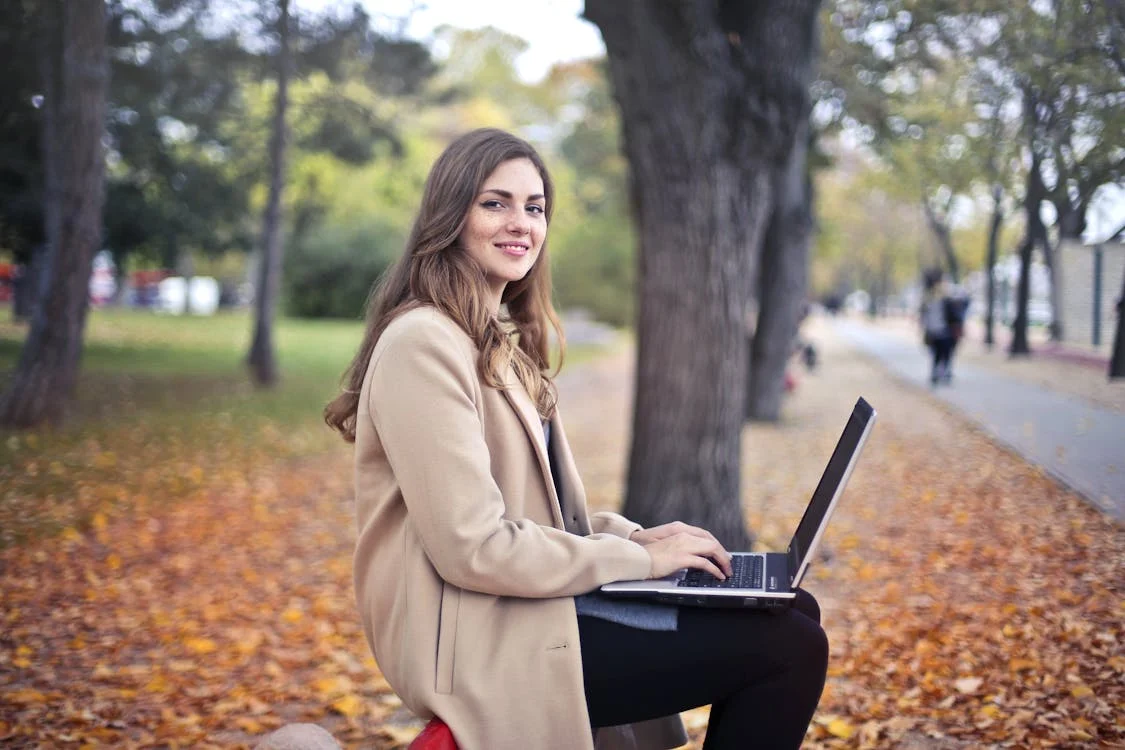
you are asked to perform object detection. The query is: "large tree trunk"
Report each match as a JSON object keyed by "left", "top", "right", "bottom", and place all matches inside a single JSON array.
[
  {"left": 1110, "top": 266, "right": 1125, "bottom": 379},
  {"left": 247, "top": 0, "right": 291, "bottom": 387},
  {"left": 747, "top": 124, "right": 813, "bottom": 422},
  {"left": 586, "top": 0, "right": 821, "bottom": 548},
  {"left": 984, "top": 185, "right": 1004, "bottom": 349},
  {"left": 0, "top": 0, "right": 107, "bottom": 428}
]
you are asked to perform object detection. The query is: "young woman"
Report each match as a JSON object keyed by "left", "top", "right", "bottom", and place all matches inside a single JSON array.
[
  {"left": 326, "top": 128, "right": 828, "bottom": 750},
  {"left": 920, "top": 269, "right": 960, "bottom": 386}
]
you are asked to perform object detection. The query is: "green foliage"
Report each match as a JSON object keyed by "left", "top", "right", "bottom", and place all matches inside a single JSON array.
[
  {"left": 816, "top": 0, "right": 1124, "bottom": 307},
  {"left": 283, "top": 216, "right": 404, "bottom": 320},
  {"left": 544, "top": 60, "right": 636, "bottom": 326},
  {"left": 551, "top": 208, "right": 635, "bottom": 328},
  {"left": 0, "top": 0, "right": 45, "bottom": 262}
]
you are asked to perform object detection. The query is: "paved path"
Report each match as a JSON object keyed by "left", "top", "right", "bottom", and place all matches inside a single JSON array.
[{"left": 832, "top": 318, "right": 1125, "bottom": 523}]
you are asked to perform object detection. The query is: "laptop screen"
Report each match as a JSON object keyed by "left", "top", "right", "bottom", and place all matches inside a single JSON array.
[{"left": 786, "top": 398, "right": 875, "bottom": 584}]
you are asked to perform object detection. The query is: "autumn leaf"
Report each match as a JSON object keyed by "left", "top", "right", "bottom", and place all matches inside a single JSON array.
[
  {"left": 2, "top": 315, "right": 1122, "bottom": 750},
  {"left": 825, "top": 717, "right": 855, "bottom": 739},
  {"left": 330, "top": 694, "right": 365, "bottom": 717},
  {"left": 954, "top": 677, "right": 983, "bottom": 694}
]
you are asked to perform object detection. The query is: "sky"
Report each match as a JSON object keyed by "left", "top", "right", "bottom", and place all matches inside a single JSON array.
[{"left": 294, "top": 0, "right": 607, "bottom": 83}]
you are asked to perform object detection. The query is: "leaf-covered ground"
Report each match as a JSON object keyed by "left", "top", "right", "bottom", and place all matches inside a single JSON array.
[{"left": 1, "top": 315, "right": 1122, "bottom": 748}]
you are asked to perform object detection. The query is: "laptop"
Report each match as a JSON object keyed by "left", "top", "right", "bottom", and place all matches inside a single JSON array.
[{"left": 600, "top": 397, "right": 876, "bottom": 611}]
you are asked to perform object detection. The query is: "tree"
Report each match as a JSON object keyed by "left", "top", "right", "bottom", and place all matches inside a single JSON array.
[
  {"left": 1111, "top": 264, "right": 1125, "bottom": 379},
  {"left": 247, "top": 0, "right": 292, "bottom": 387},
  {"left": 103, "top": 0, "right": 255, "bottom": 282},
  {"left": 585, "top": 0, "right": 821, "bottom": 548},
  {"left": 1010, "top": 136, "right": 1050, "bottom": 356},
  {"left": 746, "top": 125, "right": 815, "bottom": 422},
  {"left": 0, "top": 0, "right": 108, "bottom": 427},
  {"left": 244, "top": 2, "right": 436, "bottom": 382}
]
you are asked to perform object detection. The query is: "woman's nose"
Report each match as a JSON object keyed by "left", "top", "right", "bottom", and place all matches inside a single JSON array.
[{"left": 507, "top": 211, "right": 530, "bottom": 234}]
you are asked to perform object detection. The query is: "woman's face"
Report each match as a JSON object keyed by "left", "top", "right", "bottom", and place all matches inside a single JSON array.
[{"left": 460, "top": 157, "right": 547, "bottom": 310}]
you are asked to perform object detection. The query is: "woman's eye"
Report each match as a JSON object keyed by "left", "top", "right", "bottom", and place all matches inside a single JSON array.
[
  {"left": 481, "top": 200, "right": 503, "bottom": 209},
  {"left": 526, "top": 204, "right": 545, "bottom": 215}
]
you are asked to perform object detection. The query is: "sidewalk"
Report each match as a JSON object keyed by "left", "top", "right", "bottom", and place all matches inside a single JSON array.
[{"left": 830, "top": 314, "right": 1125, "bottom": 523}]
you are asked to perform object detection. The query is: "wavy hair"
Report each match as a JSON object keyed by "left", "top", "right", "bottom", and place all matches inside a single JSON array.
[{"left": 325, "top": 128, "right": 563, "bottom": 442}]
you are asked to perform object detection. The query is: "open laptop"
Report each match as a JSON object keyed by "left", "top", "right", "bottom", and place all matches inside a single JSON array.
[{"left": 600, "top": 397, "right": 876, "bottom": 611}]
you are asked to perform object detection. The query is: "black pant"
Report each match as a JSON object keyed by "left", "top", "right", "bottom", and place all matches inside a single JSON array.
[
  {"left": 929, "top": 335, "right": 956, "bottom": 382},
  {"left": 579, "top": 590, "right": 828, "bottom": 749}
]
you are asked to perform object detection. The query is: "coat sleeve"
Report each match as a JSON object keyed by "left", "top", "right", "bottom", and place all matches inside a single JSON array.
[
  {"left": 589, "top": 511, "right": 643, "bottom": 540},
  {"left": 367, "top": 316, "right": 652, "bottom": 597}
]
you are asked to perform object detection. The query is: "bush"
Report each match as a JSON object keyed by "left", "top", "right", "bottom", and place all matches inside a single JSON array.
[
  {"left": 284, "top": 218, "right": 404, "bottom": 319},
  {"left": 550, "top": 215, "right": 635, "bottom": 328}
]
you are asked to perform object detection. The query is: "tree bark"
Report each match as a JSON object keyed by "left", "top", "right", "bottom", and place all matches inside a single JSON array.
[
  {"left": 1010, "top": 150, "right": 1048, "bottom": 357},
  {"left": 921, "top": 193, "right": 960, "bottom": 284},
  {"left": 248, "top": 0, "right": 291, "bottom": 387},
  {"left": 0, "top": 0, "right": 107, "bottom": 428},
  {"left": 586, "top": 0, "right": 821, "bottom": 548},
  {"left": 983, "top": 184, "right": 1004, "bottom": 349},
  {"left": 1041, "top": 236, "right": 1063, "bottom": 342},
  {"left": 1110, "top": 265, "right": 1125, "bottom": 379},
  {"left": 747, "top": 123, "right": 813, "bottom": 422}
]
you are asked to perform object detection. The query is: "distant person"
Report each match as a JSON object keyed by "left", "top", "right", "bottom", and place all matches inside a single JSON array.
[
  {"left": 324, "top": 128, "right": 828, "bottom": 750},
  {"left": 919, "top": 269, "right": 966, "bottom": 385}
]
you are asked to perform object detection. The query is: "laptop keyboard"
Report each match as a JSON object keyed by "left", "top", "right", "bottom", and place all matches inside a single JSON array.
[{"left": 679, "top": 555, "right": 764, "bottom": 589}]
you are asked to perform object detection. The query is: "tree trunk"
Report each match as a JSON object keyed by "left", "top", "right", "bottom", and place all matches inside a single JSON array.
[
  {"left": 0, "top": 0, "right": 107, "bottom": 428},
  {"left": 983, "top": 185, "right": 1004, "bottom": 349},
  {"left": 12, "top": 244, "right": 46, "bottom": 321},
  {"left": 1009, "top": 234, "right": 1033, "bottom": 356},
  {"left": 921, "top": 194, "right": 960, "bottom": 284},
  {"left": 1110, "top": 265, "right": 1125, "bottom": 379},
  {"left": 1041, "top": 236, "right": 1063, "bottom": 342},
  {"left": 1010, "top": 151, "right": 1048, "bottom": 357},
  {"left": 747, "top": 124, "right": 813, "bottom": 422},
  {"left": 247, "top": 0, "right": 291, "bottom": 387},
  {"left": 586, "top": 0, "right": 821, "bottom": 549}
]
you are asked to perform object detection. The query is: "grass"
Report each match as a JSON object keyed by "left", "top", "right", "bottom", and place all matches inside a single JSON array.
[
  {"left": 0, "top": 307, "right": 615, "bottom": 548},
  {"left": 0, "top": 309, "right": 365, "bottom": 548}
]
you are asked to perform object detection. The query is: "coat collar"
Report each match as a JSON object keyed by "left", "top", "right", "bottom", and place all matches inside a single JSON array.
[{"left": 500, "top": 366, "right": 567, "bottom": 529}]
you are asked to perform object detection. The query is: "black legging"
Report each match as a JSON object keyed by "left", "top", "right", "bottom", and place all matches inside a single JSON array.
[
  {"left": 929, "top": 335, "right": 956, "bottom": 381},
  {"left": 579, "top": 590, "right": 828, "bottom": 749}
]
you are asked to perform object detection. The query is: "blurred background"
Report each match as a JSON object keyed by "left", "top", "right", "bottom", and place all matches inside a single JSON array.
[
  {"left": 1, "top": 1, "right": 1123, "bottom": 748},
  {"left": 1, "top": 0, "right": 1119, "bottom": 350}
]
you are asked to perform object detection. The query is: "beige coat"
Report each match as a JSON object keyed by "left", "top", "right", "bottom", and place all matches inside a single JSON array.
[{"left": 353, "top": 307, "right": 687, "bottom": 750}]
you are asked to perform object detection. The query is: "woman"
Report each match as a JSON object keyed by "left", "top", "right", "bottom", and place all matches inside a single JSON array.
[
  {"left": 326, "top": 128, "right": 828, "bottom": 750},
  {"left": 920, "top": 269, "right": 958, "bottom": 385}
]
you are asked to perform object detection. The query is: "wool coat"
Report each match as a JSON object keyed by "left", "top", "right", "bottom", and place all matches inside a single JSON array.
[{"left": 353, "top": 306, "right": 688, "bottom": 750}]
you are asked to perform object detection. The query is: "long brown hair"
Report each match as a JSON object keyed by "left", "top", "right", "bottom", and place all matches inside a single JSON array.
[{"left": 325, "top": 128, "right": 564, "bottom": 442}]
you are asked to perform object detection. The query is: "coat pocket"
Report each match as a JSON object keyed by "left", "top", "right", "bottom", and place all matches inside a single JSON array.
[{"left": 435, "top": 581, "right": 460, "bottom": 694}]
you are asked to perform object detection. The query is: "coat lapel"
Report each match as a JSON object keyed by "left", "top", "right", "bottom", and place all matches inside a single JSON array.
[
  {"left": 500, "top": 367, "right": 565, "bottom": 528},
  {"left": 547, "top": 406, "right": 591, "bottom": 535}
]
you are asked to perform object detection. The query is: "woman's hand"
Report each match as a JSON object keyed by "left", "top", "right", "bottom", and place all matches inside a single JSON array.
[
  {"left": 631, "top": 522, "right": 733, "bottom": 580},
  {"left": 630, "top": 521, "right": 715, "bottom": 547}
]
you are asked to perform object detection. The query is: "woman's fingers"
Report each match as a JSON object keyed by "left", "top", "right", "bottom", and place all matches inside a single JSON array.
[
  {"left": 645, "top": 533, "right": 733, "bottom": 580},
  {"left": 680, "top": 552, "right": 726, "bottom": 580},
  {"left": 678, "top": 532, "right": 733, "bottom": 577}
]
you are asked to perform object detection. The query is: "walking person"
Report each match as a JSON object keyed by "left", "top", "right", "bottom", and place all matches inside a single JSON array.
[
  {"left": 325, "top": 128, "right": 829, "bottom": 750},
  {"left": 920, "top": 268, "right": 962, "bottom": 385}
]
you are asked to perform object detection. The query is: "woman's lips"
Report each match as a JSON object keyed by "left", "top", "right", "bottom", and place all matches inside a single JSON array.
[{"left": 496, "top": 242, "right": 529, "bottom": 257}]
